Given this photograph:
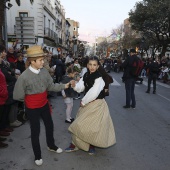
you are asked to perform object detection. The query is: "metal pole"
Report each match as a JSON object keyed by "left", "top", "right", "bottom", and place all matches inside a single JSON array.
[{"left": 4, "top": 0, "right": 8, "bottom": 49}]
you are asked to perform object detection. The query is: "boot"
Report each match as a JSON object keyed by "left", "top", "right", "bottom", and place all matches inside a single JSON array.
[
  {"left": 0, "top": 131, "right": 10, "bottom": 136},
  {"left": 0, "top": 141, "right": 8, "bottom": 148},
  {"left": 0, "top": 137, "right": 7, "bottom": 142}
]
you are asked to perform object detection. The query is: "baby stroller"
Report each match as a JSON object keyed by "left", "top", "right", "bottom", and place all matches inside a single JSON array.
[
  {"left": 135, "top": 76, "right": 143, "bottom": 84},
  {"left": 17, "top": 102, "right": 28, "bottom": 122}
]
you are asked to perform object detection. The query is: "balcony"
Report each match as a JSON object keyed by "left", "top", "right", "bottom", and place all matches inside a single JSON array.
[
  {"left": 55, "top": 19, "right": 62, "bottom": 29},
  {"left": 44, "top": 27, "right": 56, "bottom": 40},
  {"left": 59, "top": 38, "right": 62, "bottom": 45}
]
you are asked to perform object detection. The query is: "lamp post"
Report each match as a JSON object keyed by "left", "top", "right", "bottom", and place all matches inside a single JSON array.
[{"left": 3, "top": 0, "right": 13, "bottom": 49}]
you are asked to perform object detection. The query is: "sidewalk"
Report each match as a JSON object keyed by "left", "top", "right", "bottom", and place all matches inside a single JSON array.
[{"left": 0, "top": 94, "right": 115, "bottom": 170}]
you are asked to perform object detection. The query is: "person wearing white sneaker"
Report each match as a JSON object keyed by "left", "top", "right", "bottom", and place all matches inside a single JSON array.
[
  {"left": 35, "top": 159, "right": 43, "bottom": 166},
  {"left": 13, "top": 46, "right": 70, "bottom": 165},
  {"left": 47, "top": 147, "right": 63, "bottom": 153},
  {"left": 10, "top": 120, "right": 22, "bottom": 127}
]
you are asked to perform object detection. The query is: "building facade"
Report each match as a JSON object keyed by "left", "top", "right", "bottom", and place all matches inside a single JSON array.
[{"left": 6, "top": 0, "right": 69, "bottom": 54}]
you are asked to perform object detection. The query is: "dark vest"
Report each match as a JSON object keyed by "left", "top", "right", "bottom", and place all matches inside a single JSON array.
[
  {"left": 83, "top": 71, "right": 105, "bottom": 99},
  {"left": 61, "top": 75, "right": 77, "bottom": 98}
]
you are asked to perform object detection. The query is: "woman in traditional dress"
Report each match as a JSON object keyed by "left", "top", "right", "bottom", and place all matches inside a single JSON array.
[{"left": 65, "top": 56, "right": 116, "bottom": 155}]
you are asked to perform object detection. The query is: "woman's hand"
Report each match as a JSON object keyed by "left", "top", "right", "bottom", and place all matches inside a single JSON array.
[
  {"left": 70, "top": 80, "right": 76, "bottom": 88},
  {"left": 80, "top": 101, "right": 85, "bottom": 107}
]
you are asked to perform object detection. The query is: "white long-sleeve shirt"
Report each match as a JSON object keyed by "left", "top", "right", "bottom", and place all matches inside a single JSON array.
[{"left": 73, "top": 77, "right": 105, "bottom": 106}]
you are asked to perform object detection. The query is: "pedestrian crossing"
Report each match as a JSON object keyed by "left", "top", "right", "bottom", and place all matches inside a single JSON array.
[{"left": 110, "top": 77, "right": 170, "bottom": 89}]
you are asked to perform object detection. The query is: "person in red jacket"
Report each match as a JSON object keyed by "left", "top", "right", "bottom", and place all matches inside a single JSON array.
[{"left": 0, "top": 68, "right": 8, "bottom": 148}]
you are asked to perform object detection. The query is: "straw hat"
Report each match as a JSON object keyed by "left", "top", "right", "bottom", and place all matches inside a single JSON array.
[{"left": 26, "top": 45, "right": 46, "bottom": 58}]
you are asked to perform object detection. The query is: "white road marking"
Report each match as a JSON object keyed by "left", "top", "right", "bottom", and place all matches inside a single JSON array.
[
  {"left": 157, "top": 93, "right": 170, "bottom": 102},
  {"left": 111, "top": 78, "right": 121, "bottom": 86},
  {"left": 156, "top": 81, "right": 170, "bottom": 88}
]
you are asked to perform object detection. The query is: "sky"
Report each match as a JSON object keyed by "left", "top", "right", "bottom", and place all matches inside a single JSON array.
[{"left": 61, "top": 0, "right": 138, "bottom": 43}]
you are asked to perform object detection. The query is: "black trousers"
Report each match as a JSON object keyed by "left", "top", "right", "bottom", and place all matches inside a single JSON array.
[
  {"left": 26, "top": 103, "right": 56, "bottom": 160},
  {"left": 0, "top": 105, "right": 10, "bottom": 130},
  {"left": 147, "top": 74, "right": 157, "bottom": 92}
]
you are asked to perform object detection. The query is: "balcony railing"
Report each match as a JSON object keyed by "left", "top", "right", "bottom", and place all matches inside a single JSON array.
[
  {"left": 59, "top": 38, "right": 62, "bottom": 45},
  {"left": 44, "top": 27, "right": 56, "bottom": 39},
  {"left": 55, "top": 19, "right": 62, "bottom": 29}
]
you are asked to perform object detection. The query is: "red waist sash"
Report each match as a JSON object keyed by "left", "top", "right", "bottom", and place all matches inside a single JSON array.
[{"left": 25, "top": 91, "right": 48, "bottom": 109}]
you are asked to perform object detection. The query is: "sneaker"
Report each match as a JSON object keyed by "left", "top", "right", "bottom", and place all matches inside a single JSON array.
[
  {"left": 65, "top": 120, "right": 72, "bottom": 124},
  {"left": 146, "top": 91, "right": 150, "bottom": 93},
  {"left": 153, "top": 91, "right": 156, "bottom": 94},
  {"left": 65, "top": 143, "right": 79, "bottom": 152},
  {"left": 88, "top": 147, "right": 95, "bottom": 155},
  {"left": 0, "top": 137, "right": 7, "bottom": 142},
  {"left": 123, "top": 105, "right": 130, "bottom": 109},
  {"left": 10, "top": 120, "right": 22, "bottom": 127},
  {"left": 0, "top": 141, "right": 8, "bottom": 148},
  {"left": 47, "top": 146, "right": 63, "bottom": 153},
  {"left": 70, "top": 118, "right": 74, "bottom": 122},
  {"left": 0, "top": 131, "right": 10, "bottom": 136},
  {"left": 73, "top": 96, "right": 81, "bottom": 100},
  {"left": 35, "top": 159, "right": 43, "bottom": 166}
]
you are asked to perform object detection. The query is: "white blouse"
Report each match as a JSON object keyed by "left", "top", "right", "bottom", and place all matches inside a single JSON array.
[{"left": 73, "top": 77, "right": 105, "bottom": 106}]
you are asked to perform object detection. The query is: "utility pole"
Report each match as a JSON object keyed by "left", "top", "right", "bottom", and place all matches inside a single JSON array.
[{"left": 4, "top": 0, "right": 8, "bottom": 49}]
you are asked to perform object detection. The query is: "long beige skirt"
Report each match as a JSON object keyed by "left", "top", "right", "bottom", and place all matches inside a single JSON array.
[{"left": 68, "top": 99, "right": 116, "bottom": 151}]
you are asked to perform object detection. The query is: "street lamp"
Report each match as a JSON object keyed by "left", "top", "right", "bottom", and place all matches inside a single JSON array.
[{"left": 3, "top": 0, "right": 13, "bottom": 49}]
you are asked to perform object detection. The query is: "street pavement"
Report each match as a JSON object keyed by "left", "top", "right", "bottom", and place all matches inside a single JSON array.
[{"left": 0, "top": 72, "right": 170, "bottom": 170}]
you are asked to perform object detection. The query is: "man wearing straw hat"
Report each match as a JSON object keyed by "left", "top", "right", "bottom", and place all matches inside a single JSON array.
[{"left": 13, "top": 45, "right": 70, "bottom": 166}]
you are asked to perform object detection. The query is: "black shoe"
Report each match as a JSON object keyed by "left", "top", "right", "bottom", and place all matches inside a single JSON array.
[
  {"left": 65, "top": 120, "right": 72, "bottom": 124},
  {"left": 70, "top": 118, "right": 74, "bottom": 122},
  {"left": 73, "top": 96, "right": 81, "bottom": 100},
  {"left": 0, "top": 141, "right": 8, "bottom": 148},
  {"left": 146, "top": 91, "right": 150, "bottom": 93},
  {"left": 123, "top": 105, "right": 130, "bottom": 109},
  {"left": 0, "top": 137, "right": 7, "bottom": 142},
  {"left": 153, "top": 91, "right": 156, "bottom": 94}
]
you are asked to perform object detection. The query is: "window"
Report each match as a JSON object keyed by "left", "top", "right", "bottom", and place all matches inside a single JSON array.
[
  {"left": 19, "top": 12, "right": 28, "bottom": 17},
  {"left": 48, "top": 20, "right": 50, "bottom": 29}
]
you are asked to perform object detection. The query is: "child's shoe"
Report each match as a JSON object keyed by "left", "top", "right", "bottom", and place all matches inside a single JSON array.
[
  {"left": 88, "top": 145, "right": 95, "bottom": 155},
  {"left": 65, "top": 143, "right": 78, "bottom": 152},
  {"left": 47, "top": 146, "right": 63, "bottom": 153},
  {"left": 35, "top": 159, "right": 43, "bottom": 166}
]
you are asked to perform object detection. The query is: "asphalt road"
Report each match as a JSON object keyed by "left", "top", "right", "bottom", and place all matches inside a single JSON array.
[{"left": 0, "top": 71, "right": 170, "bottom": 170}]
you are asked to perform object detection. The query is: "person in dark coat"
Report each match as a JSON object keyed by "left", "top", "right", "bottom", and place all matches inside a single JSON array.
[
  {"left": 54, "top": 54, "right": 65, "bottom": 83},
  {"left": 145, "top": 58, "right": 160, "bottom": 94},
  {"left": 121, "top": 49, "right": 138, "bottom": 109},
  {"left": 16, "top": 53, "right": 25, "bottom": 73}
]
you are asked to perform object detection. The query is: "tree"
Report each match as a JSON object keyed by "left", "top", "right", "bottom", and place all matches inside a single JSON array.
[
  {"left": 129, "top": 0, "right": 170, "bottom": 57},
  {"left": 0, "top": 0, "right": 34, "bottom": 46}
]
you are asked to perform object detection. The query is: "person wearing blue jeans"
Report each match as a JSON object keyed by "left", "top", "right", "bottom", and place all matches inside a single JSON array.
[
  {"left": 124, "top": 78, "right": 136, "bottom": 108},
  {"left": 122, "top": 49, "right": 138, "bottom": 109}
]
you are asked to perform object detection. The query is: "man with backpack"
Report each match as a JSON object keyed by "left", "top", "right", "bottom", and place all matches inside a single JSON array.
[
  {"left": 145, "top": 58, "right": 160, "bottom": 94},
  {"left": 122, "top": 49, "right": 143, "bottom": 109}
]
